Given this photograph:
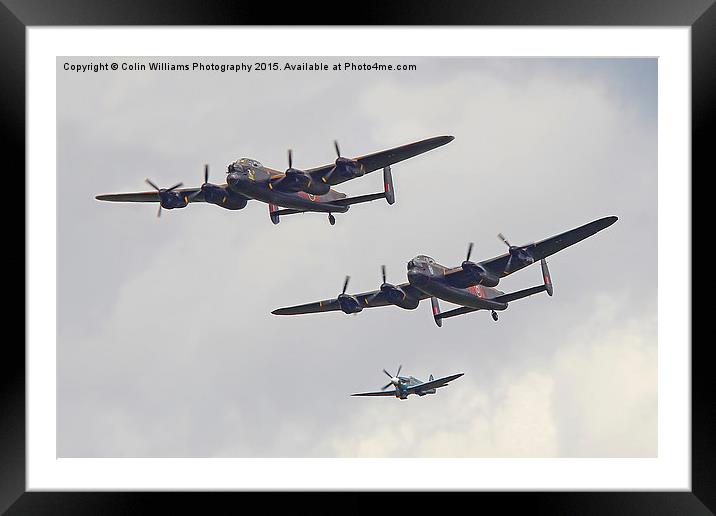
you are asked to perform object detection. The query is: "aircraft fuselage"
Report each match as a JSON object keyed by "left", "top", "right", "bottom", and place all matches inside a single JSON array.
[
  {"left": 226, "top": 158, "right": 349, "bottom": 213},
  {"left": 406, "top": 255, "right": 508, "bottom": 311},
  {"left": 394, "top": 376, "right": 435, "bottom": 399}
]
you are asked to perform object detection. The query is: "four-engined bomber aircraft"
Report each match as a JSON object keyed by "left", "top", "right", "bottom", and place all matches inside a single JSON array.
[
  {"left": 95, "top": 136, "right": 454, "bottom": 225},
  {"left": 351, "top": 365, "right": 464, "bottom": 400},
  {"left": 272, "top": 216, "right": 618, "bottom": 326}
]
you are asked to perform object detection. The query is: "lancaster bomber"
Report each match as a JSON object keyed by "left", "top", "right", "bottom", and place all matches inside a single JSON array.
[
  {"left": 271, "top": 216, "right": 618, "bottom": 326},
  {"left": 95, "top": 136, "right": 454, "bottom": 225},
  {"left": 351, "top": 366, "right": 464, "bottom": 400}
]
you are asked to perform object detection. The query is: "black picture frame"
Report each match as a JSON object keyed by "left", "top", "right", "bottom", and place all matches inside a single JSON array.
[{"left": 5, "top": 0, "right": 707, "bottom": 512}]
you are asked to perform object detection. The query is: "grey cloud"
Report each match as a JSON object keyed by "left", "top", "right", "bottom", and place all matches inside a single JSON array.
[{"left": 57, "top": 57, "right": 656, "bottom": 457}]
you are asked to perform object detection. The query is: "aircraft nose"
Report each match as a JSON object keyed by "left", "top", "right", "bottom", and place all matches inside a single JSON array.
[
  {"left": 227, "top": 172, "right": 241, "bottom": 186},
  {"left": 407, "top": 268, "right": 427, "bottom": 286}
]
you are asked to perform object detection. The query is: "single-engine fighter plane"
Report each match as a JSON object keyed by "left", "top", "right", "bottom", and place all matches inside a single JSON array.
[
  {"left": 95, "top": 136, "right": 454, "bottom": 225},
  {"left": 351, "top": 366, "right": 464, "bottom": 400},
  {"left": 272, "top": 216, "right": 617, "bottom": 325}
]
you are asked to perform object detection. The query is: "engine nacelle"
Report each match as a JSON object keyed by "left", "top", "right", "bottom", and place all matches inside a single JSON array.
[
  {"left": 326, "top": 158, "right": 364, "bottom": 183},
  {"left": 202, "top": 184, "right": 248, "bottom": 210},
  {"left": 381, "top": 285, "right": 419, "bottom": 310},
  {"left": 461, "top": 261, "right": 500, "bottom": 287},
  {"left": 159, "top": 191, "right": 189, "bottom": 210},
  {"left": 338, "top": 294, "right": 363, "bottom": 314}
]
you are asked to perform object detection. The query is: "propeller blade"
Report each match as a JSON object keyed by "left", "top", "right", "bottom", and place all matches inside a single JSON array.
[
  {"left": 466, "top": 242, "right": 474, "bottom": 262},
  {"left": 166, "top": 182, "right": 183, "bottom": 192},
  {"left": 498, "top": 233, "right": 511, "bottom": 247},
  {"left": 204, "top": 164, "right": 209, "bottom": 184},
  {"left": 381, "top": 382, "right": 392, "bottom": 391},
  {"left": 334, "top": 140, "right": 341, "bottom": 157},
  {"left": 383, "top": 369, "right": 393, "bottom": 379},
  {"left": 381, "top": 265, "right": 387, "bottom": 284},
  {"left": 145, "top": 178, "right": 160, "bottom": 191},
  {"left": 396, "top": 364, "right": 402, "bottom": 377},
  {"left": 288, "top": 149, "right": 293, "bottom": 169},
  {"left": 342, "top": 276, "right": 350, "bottom": 295},
  {"left": 156, "top": 204, "right": 162, "bottom": 218}
]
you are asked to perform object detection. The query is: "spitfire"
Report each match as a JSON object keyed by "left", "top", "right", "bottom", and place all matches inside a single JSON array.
[
  {"left": 272, "top": 216, "right": 618, "bottom": 326},
  {"left": 95, "top": 136, "right": 454, "bottom": 225},
  {"left": 351, "top": 366, "right": 464, "bottom": 400}
]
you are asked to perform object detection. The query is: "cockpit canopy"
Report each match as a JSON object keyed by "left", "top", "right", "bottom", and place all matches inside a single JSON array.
[
  {"left": 413, "top": 255, "right": 435, "bottom": 264},
  {"left": 407, "top": 255, "right": 435, "bottom": 270},
  {"left": 228, "top": 158, "right": 263, "bottom": 174},
  {"left": 239, "top": 158, "right": 262, "bottom": 168}
]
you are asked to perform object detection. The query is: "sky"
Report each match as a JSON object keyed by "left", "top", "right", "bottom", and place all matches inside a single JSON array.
[{"left": 56, "top": 57, "right": 657, "bottom": 458}]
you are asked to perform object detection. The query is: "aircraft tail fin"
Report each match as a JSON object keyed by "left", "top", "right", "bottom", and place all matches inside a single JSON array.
[
  {"left": 430, "top": 297, "right": 442, "bottom": 327},
  {"left": 492, "top": 260, "right": 554, "bottom": 304},
  {"left": 269, "top": 203, "right": 280, "bottom": 224},
  {"left": 383, "top": 166, "right": 395, "bottom": 205},
  {"left": 429, "top": 374, "right": 434, "bottom": 381},
  {"left": 541, "top": 258, "right": 553, "bottom": 296},
  {"left": 330, "top": 166, "right": 395, "bottom": 208},
  {"left": 269, "top": 205, "right": 305, "bottom": 223}
]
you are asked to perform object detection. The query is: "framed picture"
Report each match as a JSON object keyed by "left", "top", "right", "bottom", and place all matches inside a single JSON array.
[{"left": 8, "top": 0, "right": 707, "bottom": 511}]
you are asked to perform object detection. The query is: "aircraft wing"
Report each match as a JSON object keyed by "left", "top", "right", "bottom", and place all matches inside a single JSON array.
[
  {"left": 306, "top": 135, "right": 454, "bottom": 185},
  {"left": 272, "top": 283, "right": 427, "bottom": 315},
  {"left": 271, "top": 298, "right": 341, "bottom": 315},
  {"left": 351, "top": 390, "right": 396, "bottom": 397},
  {"left": 408, "top": 373, "right": 464, "bottom": 393},
  {"left": 443, "top": 216, "right": 618, "bottom": 288},
  {"left": 96, "top": 187, "right": 206, "bottom": 203}
]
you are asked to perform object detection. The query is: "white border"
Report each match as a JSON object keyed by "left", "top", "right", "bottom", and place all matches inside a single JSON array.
[{"left": 28, "top": 27, "right": 690, "bottom": 490}]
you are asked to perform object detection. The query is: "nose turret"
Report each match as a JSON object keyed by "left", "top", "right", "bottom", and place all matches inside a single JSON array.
[
  {"left": 407, "top": 266, "right": 429, "bottom": 287},
  {"left": 226, "top": 163, "right": 244, "bottom": 189},
  {"left": 227, "top": 171, "right": 240, "bottom": 187}
]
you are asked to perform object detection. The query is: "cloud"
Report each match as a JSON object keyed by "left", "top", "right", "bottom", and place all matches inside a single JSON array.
[
  {"left": 324, "top": 297, "right": 656, "bottom": 458},
  {"left": 56, "top": 57, "right": 656, "bottom": 457}
]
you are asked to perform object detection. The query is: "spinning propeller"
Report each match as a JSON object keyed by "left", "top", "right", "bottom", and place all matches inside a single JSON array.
[
  {"left": 201, "top": 164, "right": 210, "bottom": 189},
  {"left": 459, "top": 241, "right": 500, "bottom": 287},
  {"left": 339, "top": 275, "right": 350, "bottom": 296},
  {"left": 498, "top": 232, "right": 535, "bottom": 272},
  {"left": 197, "top": 164, "right": 228, "bottom": 204},
  {"left": 463, "top": 242, "right": 475, "bottom": 266},
  {"left": 336, "top": 275, "right": 362, "bottom": 315},
  {"left": 270, "top": 149, "right": 312, "bottom": 190},
  {"left": 368, "top": 265, "right": 405, "bottom": 304},
  {"left": 321, "top": 140, "right": 361, "bottom": 184},
  {"left": 381, "top": 365, "right": 403, "bottom": 391},
  {"left": 145, "top": 178, "right": 183, "bottom": 218}
]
